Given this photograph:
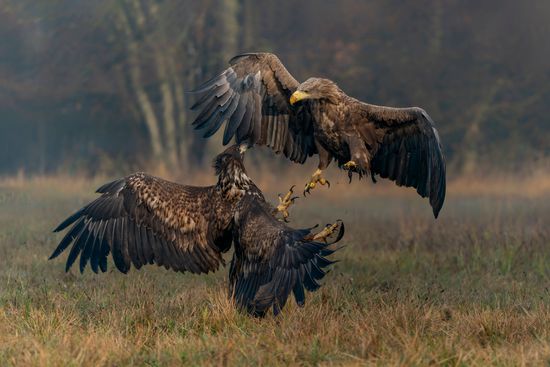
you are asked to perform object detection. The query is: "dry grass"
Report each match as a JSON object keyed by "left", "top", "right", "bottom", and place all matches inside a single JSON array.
[{"left": 1, "top": 171, "right": 550, "bottom": 366}]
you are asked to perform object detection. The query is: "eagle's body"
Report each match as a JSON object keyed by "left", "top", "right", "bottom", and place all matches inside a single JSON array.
[
  {"left": 191, "top": 53, "right": 446, "bottom": 217},
  {"left": 307, "top": 89, "right": 378, "bottom": 167},
  {"left": 50, "top": 145, "right": 342, "bottom": 316}
]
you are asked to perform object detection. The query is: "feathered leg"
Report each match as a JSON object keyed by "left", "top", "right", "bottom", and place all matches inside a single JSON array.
[
  {"left": 342, "top": 135, "right": 370, "bottom": 182},
  {"left": 303, "top": 143, "right": 333, "bottom": 195}
]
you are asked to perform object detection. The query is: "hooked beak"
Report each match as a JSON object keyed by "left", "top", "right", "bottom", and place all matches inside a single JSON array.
[
  {"left": 290, "top": 90, "right": 310, "bottom": 105},
  {"left": 238, "top": 143, "right": 248, "bottom": 156}
]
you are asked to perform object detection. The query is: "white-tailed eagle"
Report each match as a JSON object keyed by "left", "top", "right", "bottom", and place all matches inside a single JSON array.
[
  {"left": 50, "top": 145, "right": 343, "bottom": 317},
  {"left": 191, "top": 53, "right": 446, "bottom": 217}
]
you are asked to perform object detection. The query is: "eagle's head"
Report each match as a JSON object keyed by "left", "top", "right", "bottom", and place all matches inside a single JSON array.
[
  {"left": 213, "top": 144, "right": 247, "bottom": 175},
  {"left": 214, "top": 144, "right": 252, "bottom": 192},
  {"left": 290, "top": 78, "right": 342, "bottom": 105}
]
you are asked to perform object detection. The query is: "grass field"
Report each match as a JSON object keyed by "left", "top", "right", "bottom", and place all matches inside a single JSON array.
[{"left": 1, "top": 172, "right": 550, "bottom": 366}]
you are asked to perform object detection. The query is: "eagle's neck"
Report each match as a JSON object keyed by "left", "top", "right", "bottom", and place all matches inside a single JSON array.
[
  {"left": 216, "top": 162, "right": 255, "bottom": 198},
  {"left": 307, "top": 94, "right": 345, "bottom": 118}
]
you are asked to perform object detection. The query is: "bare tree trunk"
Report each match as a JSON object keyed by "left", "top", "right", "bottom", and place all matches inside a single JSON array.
[
  {"left": 115, "top": 0, "right": 240, "bottom": 168},
  {"left": 118, "top": 4, "right": 164, "bottom": 161},
  {"left": 171, "top": 58, "right": 188, "bottom": 166},
  {"left": 219, "top": 0, "right": 240, "bottom": 60},
  {"left": 240, "top": 0, "right": 255, "bottom": 50},
  {"left": 155, "top": 50, "right": 179, "bottom": 168},
  {"left": 184, "top": 0, "right": 240, "bottom": 167}
]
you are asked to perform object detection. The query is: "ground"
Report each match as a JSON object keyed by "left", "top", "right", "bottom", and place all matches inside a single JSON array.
[{"left": 0, "top": 173, "right": 549, "bottom": 366}]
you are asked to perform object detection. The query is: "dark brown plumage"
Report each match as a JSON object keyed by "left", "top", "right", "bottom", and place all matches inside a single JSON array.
[
  {"left": 50, "top": 145, "right": 343, "bottom": 317},
  {"left": 191, "top": 52, "right": 446, "bottom": 217}
]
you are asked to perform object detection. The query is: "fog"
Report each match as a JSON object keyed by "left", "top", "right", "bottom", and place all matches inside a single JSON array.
[{"left": 0, "top": 0, "right": 548, "bottom": 175}]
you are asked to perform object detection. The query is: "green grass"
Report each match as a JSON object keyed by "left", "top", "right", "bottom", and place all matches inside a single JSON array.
[{"left": 1, "top": 177, "right": 550, "bottom": 366}]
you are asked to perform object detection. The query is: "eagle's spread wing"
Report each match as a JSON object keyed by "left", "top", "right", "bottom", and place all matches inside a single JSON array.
[
  {"left": 190, "top": 53, "right": 316, "bottom": 163},
  {"left": 230, "top": 197, "right": 342, "bottom": 317},
  {"left": 358, "top": 105, "right": 446, "bottom": 217},
  {"left": 50, "top": 173, "right": 232, "bottom": 274}
]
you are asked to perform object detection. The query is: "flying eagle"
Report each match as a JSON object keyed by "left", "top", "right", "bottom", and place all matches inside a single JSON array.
[
  {"left": 49, "top": 145, "right": 343, "bottom": 317},
  {"left": 191, "top": 52, "right": 446, "bottom": 217}
]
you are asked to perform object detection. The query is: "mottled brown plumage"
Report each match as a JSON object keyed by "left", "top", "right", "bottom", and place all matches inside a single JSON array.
[
  {"left": 191, "top": 53, "right": 446, "bottom": 217},
  {"left": 50, "top": 145, "right": 343, "bottom": 317}
]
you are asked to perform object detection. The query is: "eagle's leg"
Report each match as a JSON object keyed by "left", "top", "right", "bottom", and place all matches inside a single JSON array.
[
  {"left": 303, "top": 168, "right": 330, "bottom": 195},
  {"left": 304, "top": 143, "right": 333, "bottom": 195},
  {"left": 305, "top": 220, "right": 344, "bottom": 243},
  {"left": 343, "top": 136, "right": 370, "bottom": 182},
  {"left": 342, "top": 161, "right": 358, "bottom": 183},
  {"left": 275, "top": 185, "right": 299, "bottom": 222}
]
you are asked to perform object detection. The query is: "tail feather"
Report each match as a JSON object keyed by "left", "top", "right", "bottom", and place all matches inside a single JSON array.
[{"left": 230, "top": 221, "right": 344, "bottom": 317}]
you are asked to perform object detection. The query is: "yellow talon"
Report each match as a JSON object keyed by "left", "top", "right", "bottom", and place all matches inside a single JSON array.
[
  {"left": 343, "top": 161, "right": 357, "bottom": 170},
  {"left": 306, "top": 220, "right": 344, "bottom": 243},
  {"left": 303, "top": 169, "right": 330, "bottom": 195},
  {"left": 276, "top": 185, "right": 298, "bottom": 222}
]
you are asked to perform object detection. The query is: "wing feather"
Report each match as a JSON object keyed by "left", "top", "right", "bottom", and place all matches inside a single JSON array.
[
  {"left": 359, "top": 105, "right": 446, "bottom": 217},
  {"left": 190, "top": 53, "right": 316, "bottom": 163},
  {"left": 79, "top": 221, "right": 97, "bottom": 273},
  {"left": 223, "top": 92, "right": 249, "bottom": 144},
  {"left": 50, "top": 173, "right": 232, "bottom": 274}
]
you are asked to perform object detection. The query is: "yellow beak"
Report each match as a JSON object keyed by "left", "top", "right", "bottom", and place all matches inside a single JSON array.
[{"left": 290, "top": 90, "right": 310, "bottom": 105}]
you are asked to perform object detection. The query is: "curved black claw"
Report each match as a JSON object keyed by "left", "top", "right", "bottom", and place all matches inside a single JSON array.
[
  {"left": 276, "top": 185, "right": 299, "bottom": 221},
  {"left": 303, "top": 183, "right": 314, "bottom": 196},
  {"left": 303, "top": 171, "right": 329, "bottom": 196},
  {"left": 334, "top": 220, "right": 345, "bottom": 243},
  {"left": 305, "top": 219, "right": 345, "bottom": 243}
]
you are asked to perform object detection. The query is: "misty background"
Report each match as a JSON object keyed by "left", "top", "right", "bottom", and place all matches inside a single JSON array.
[{"left": 0, "top": 0, "right": 549, "bottom": 177}]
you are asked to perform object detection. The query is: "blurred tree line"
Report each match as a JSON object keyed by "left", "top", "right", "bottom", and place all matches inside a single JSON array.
[{"left": 0, "top": 0, "right": 548, "bottom": 176}]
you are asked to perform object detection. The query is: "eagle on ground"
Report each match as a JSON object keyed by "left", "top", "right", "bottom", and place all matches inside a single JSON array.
[
  {"left": 190, "top": 52, "right": 446, "bottom": 218},
  {"left": 49, "top": 145, "right": 343, "bottom": 317}
]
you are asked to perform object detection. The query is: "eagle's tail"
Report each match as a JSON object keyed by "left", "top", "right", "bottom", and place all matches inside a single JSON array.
[{"left": 233, "top": 221, "right": 345, "bottom": 317}]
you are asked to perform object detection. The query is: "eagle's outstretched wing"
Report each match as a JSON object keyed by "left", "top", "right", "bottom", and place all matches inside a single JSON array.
[
  {"left": 229, "top": 196, "right": 343, "bottom": 317},
  {"left": 357, "top": 104, "right": 446, "bottom": 217},
  {"left": 50, "top": 173, "right": 233, "bottom": 274},
  {"left": 190, "top": 52, "right": 316, "bottom": 163}
]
